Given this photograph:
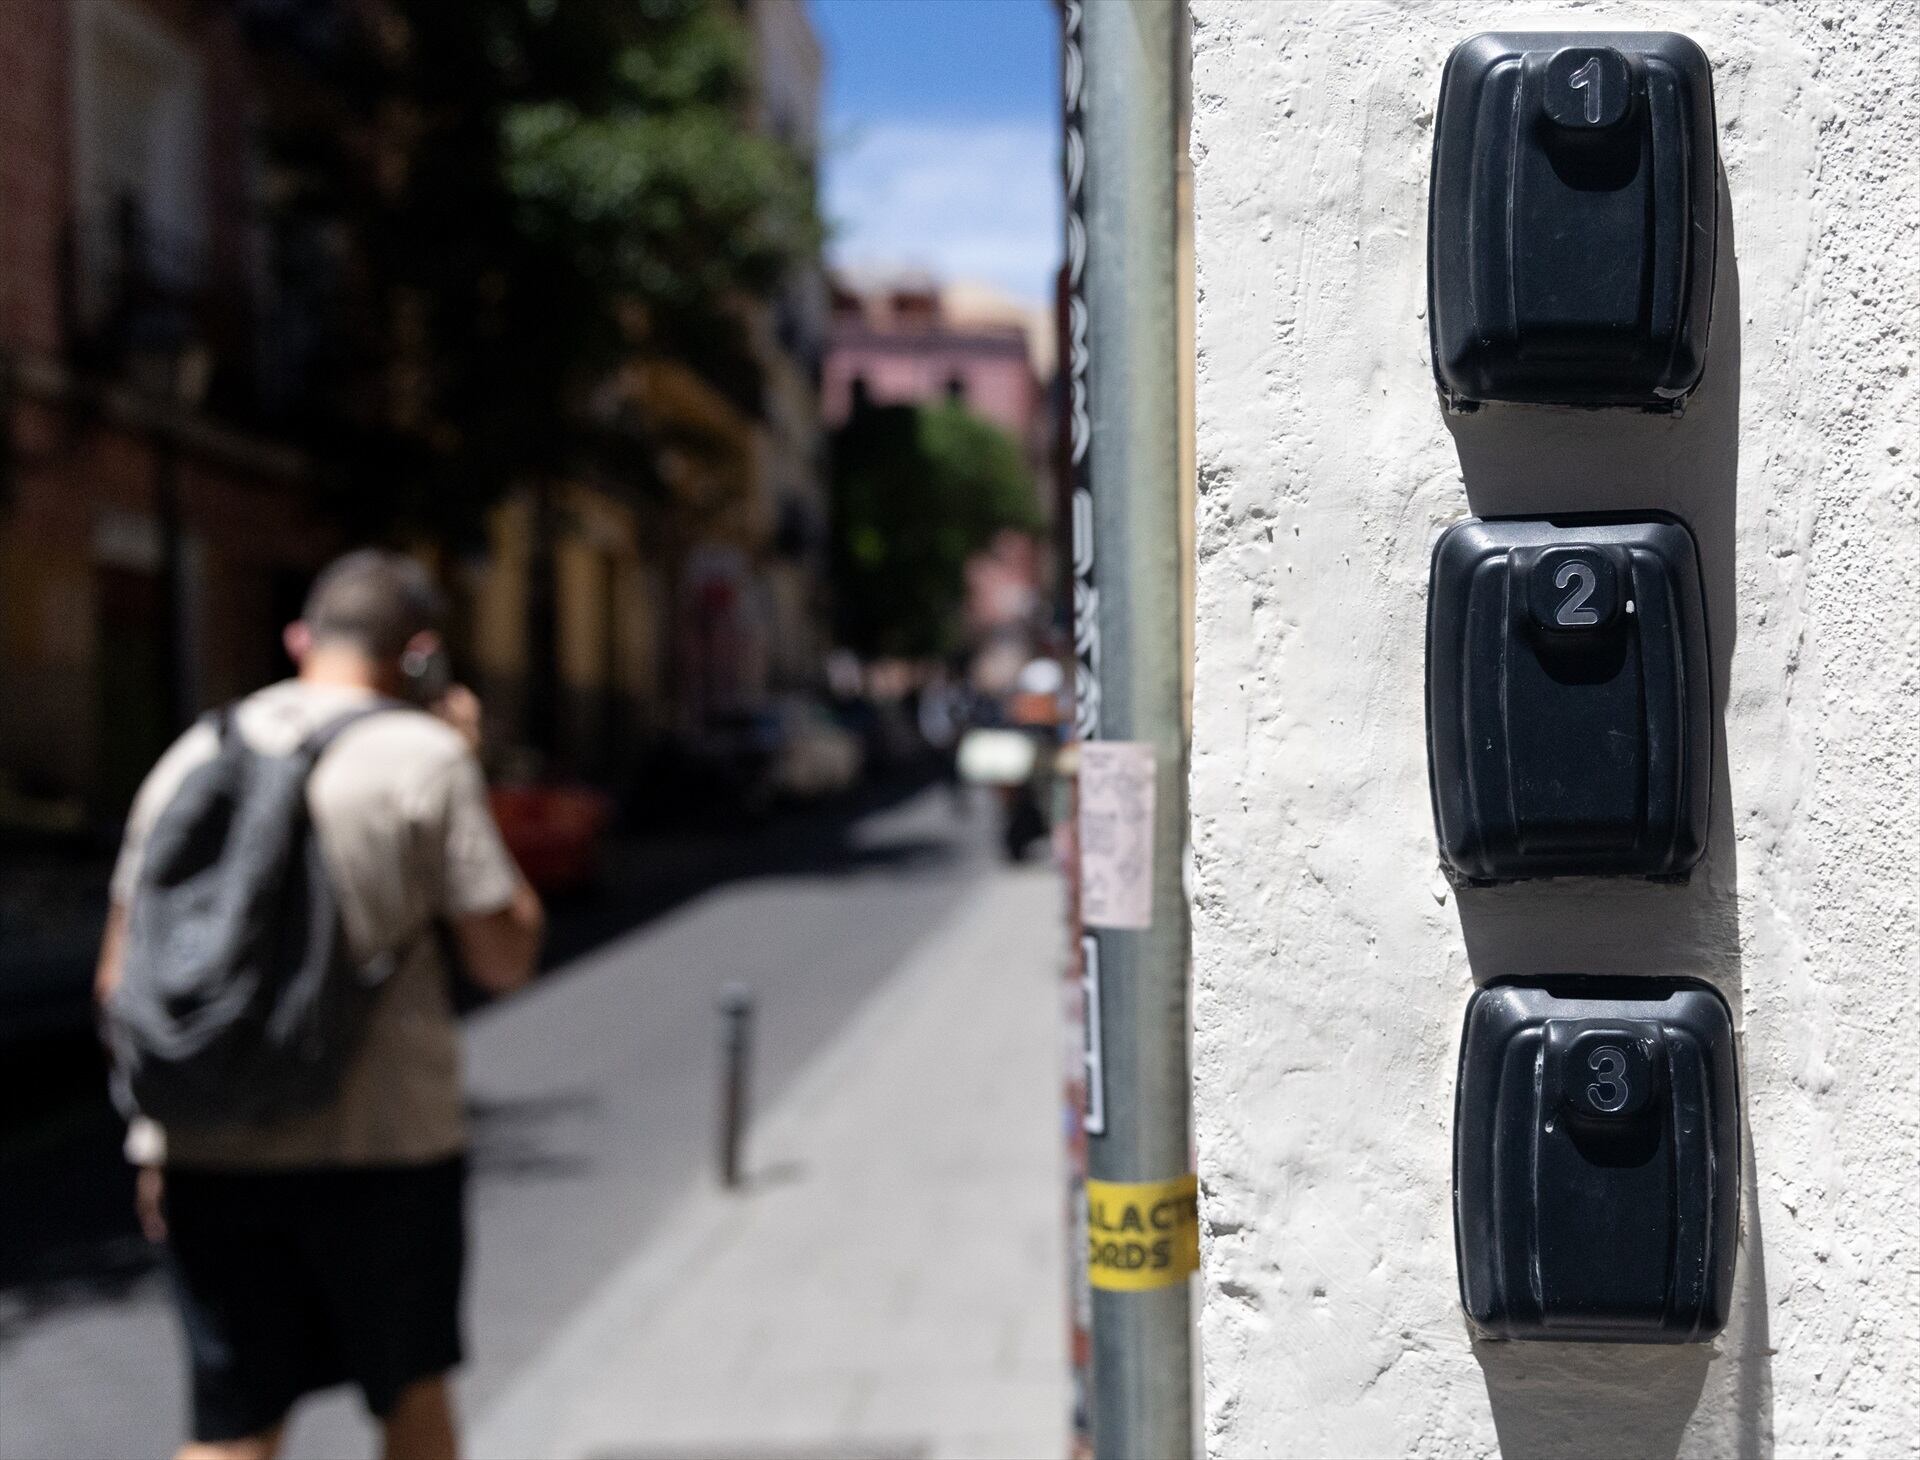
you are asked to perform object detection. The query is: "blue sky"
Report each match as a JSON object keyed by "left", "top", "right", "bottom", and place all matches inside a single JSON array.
[{"left": 809, "top": 0, "right": 1061, "bottom": 305}]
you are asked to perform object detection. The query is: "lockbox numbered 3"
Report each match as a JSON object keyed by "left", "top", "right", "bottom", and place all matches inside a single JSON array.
[{"left": 1454, "top": 978, "right": 1740, "bottom": 1343}]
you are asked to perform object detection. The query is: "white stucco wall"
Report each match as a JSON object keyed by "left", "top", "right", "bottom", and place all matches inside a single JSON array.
[{"left": 1189, "top": 3, "right": 1917, "bottom": 1456}]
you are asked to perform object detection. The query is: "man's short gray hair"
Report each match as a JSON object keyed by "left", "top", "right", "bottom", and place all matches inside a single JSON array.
[{"left": 301, "top": 550, "right": 446, "bottom": 659}]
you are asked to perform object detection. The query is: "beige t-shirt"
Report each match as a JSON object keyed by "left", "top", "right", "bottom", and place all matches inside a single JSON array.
[{"left": 111, "top": 680, "right": 522, "bottom": 1169}]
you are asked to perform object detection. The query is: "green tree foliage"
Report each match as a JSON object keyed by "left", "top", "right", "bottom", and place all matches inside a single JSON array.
[
  {"left": 256, "top": 0, "right": 821, "bottom": 537},
  {"left": 829, "top": 402, "right": 1042, "bottom": 659}
]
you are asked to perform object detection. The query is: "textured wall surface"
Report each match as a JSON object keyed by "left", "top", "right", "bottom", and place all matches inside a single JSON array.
[{"left": 1188, "top": 2, "right": 1917, "bottom": 1456}]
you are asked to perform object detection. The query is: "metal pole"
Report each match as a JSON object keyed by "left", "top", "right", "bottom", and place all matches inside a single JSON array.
[
  {"left": 1073, "top": 3, "right": 1194, "bottom": 1455},
  {"left": 719, "top": 985, "right": 754, "bottom": 1188}
]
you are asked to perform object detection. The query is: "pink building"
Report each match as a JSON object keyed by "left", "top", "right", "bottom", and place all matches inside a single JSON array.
[{"left": 822, "top": 275, "right": 1047, "bottom": 463}]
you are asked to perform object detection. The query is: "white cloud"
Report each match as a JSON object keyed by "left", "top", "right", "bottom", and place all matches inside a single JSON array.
[{"left": 823, "top": 120, "right": 1063, "bottom": 305}]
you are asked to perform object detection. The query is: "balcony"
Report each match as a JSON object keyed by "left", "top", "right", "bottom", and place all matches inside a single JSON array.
[
  {"left": 64, "top": 195, "right": 235, "bottom": 403},
  {"left": 63, "top": 192, "right": 348, "bottom": 438}
]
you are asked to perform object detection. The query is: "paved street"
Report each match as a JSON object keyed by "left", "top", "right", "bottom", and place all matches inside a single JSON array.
[
  {"left": 474, "top": 857, "right": 1069, "bottom": 1460},
  {"left": 0, "top": 781, "right": 1069, "bottom": 1459}
]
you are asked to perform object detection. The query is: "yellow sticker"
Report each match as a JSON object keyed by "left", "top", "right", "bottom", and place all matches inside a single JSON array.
[{"left": 1087, "top": 1174, "right": 1199, "bottom": 1291}]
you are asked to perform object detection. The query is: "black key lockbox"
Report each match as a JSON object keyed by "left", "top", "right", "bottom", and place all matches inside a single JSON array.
[
  {"left": 1426, "top": 517, "right": 1711, "bottom": 884},
  {"left": 1428, "top": 32, "right": 1718, "bottom": 409},
  {"left": 1454, "top": 978, "right": 1740, "bottom": 1343}
]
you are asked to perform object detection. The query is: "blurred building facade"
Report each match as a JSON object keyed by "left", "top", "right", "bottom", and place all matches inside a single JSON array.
[
  {"left": 0, "top": 1, "right": 333, "bottom": 826},
  {"left": 746, "top": 0, "right": 831, "bottom": 701},
  {"left": 465, "top": 0, "right": 831, "bottom": 783},
  {"left": 0, "top": 0, "right": 831, "bottom": 829}
]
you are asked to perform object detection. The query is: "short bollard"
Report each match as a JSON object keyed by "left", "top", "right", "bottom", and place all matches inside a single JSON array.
[{"left": 718, "top": 985, "right": 754, "bottom": 1188}]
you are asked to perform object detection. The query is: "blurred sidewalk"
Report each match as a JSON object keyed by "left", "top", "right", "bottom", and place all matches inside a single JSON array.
[{"left": 471, "top": 861, "right": 1072, "bottom": 1460}]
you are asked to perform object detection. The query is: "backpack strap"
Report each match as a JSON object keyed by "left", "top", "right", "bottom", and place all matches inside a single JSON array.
[
  {"left": 295, "top": 698, "right": 416, "bottom": 767},
  {"left": 296, "top": 698, "right": 434, "bottom": 986},
  {"left": 206, "top": 701, "right": 240, "bottom": 744}
]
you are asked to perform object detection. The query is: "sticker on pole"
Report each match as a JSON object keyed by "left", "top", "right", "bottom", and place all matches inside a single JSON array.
[
  {"left": 1079, "top": 740, "right": 1155, "bottom": 929},
  {"left": 1086, "top": 1174, "right": 1199, "bottom": 1291}
]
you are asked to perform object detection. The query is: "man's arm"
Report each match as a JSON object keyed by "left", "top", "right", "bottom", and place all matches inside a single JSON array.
[
  {"left": 450, "top": 878, "right": 545, "bottom": 996},
  {"left": 430, "top": 692, "right": 545, "bottom": 997},
  {"left": 95, "top": 900, "right": 129, "bottom": 1006},
  {"left": 98, "top": 898, "right": 168, "bottom": 1230}
]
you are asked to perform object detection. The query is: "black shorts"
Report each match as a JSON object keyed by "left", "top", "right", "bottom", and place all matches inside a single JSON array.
[{"left": 163, "top": 1156, "right": 466, "bottom": 1442}]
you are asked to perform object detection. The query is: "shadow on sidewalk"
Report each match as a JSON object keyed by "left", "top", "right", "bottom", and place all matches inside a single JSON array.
[{"left": 466, "top": 1087, "right": 603, "bottom": 1183}]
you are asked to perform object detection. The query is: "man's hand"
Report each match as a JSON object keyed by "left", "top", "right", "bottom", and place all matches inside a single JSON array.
[
  {"left": 431, "top": 684, "right": 484, "bottom": 754},
  {"left": 452, "top": 880, "right": 545, "bottom": 997},
  {"left": 95, "top": 902, "right": 129, "bottom": 1008},
  {"left": 136, "top": 1166, "right": 167, "bottom": 1243}
]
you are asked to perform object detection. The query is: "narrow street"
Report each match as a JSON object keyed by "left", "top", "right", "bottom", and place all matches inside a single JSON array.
[{"left": 0, "top": 778, "right": 1047, "bottom": 1459}]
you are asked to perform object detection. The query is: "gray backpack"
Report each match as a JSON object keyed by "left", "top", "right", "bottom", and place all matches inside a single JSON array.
[{"left": 107, "top": 700, "right": 410, "bottom": 1127}]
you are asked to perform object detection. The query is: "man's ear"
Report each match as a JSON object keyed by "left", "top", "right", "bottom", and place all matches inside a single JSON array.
[
  {"left": 401, "top": 629, "right": 444, "bottom": 668},
  {"left": 284, "top": 621, "right": 313, "bottom": 666}
]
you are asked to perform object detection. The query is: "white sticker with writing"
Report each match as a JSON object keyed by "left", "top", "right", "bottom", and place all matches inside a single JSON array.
[{"left": 1079, "top": 740, "right": 1156, "bottom": 930}]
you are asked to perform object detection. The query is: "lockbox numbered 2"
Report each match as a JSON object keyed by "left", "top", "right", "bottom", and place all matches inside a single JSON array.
[{"left": 1425, "top": 516, "right": 1712, "bottom": 885}]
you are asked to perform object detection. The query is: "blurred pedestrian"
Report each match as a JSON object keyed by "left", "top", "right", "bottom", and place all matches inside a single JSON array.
[
  {"left": 95, "top": 550, "right": 545, "bottom": 1460},
  {"left": 916, "top": 664, "right": 971, "bottom": 813}
]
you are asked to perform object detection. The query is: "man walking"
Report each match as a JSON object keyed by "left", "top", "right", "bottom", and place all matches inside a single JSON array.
[{"left": 96, "top": 550, "right": 545, "bottom": 1460}]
